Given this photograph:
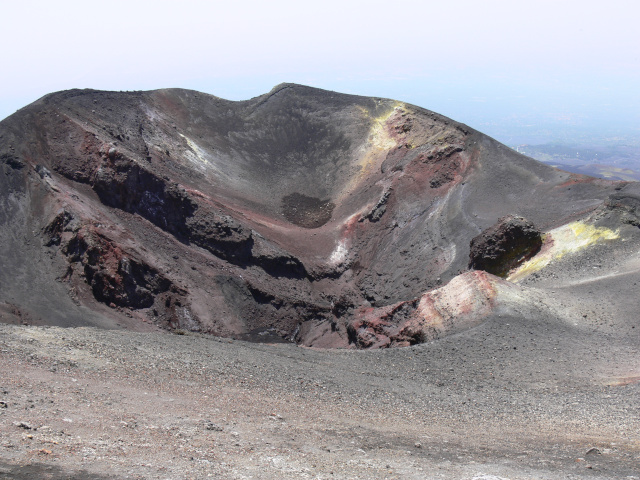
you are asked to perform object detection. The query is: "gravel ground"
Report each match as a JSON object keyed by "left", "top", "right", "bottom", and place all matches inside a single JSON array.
[{"left": 1, "top": 320, "right": 638, "bottom": 480}]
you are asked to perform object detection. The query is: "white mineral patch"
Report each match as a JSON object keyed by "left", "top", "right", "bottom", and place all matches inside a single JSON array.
[
  {"left": 329, "top": 240, "right": 348, "bottom": 265},
  {"left": 179, "top": 134, "right": 210, "bottom": 171}
]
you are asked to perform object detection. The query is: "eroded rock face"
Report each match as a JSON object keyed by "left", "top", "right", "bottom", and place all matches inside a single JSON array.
[
  {"left": 469, "top": 215, "right": 543, "bottom": 277},
  {"left": 342, "top": 271, "right": 501, "bottom": 348},
  {"left": 43, "top": 211, "right": 195, "bottom": 330}
]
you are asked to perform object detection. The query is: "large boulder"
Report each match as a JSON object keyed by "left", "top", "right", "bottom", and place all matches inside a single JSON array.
[{"left": 469, "top": 215, "right": 543, "bottom": 277}]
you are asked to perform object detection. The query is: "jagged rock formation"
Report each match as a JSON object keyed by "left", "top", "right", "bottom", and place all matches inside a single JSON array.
[
  {"left": 468, "top": 215, "right": 543, "bottom": 277},
  {"left": 0, "top": 84, "right": 633, "bottom": 347}
]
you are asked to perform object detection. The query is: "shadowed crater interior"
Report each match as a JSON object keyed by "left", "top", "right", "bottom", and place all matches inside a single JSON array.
[{"left": 282, "top": 193, "right": 335, "bottom": 228}]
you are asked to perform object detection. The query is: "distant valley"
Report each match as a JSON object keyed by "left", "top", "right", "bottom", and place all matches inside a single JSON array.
[{"left": 513, "top": 142, "right": 640, "bottom": 181}]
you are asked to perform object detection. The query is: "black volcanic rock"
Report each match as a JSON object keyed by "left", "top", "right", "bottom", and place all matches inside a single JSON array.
[{"left": 469, "top": 215, "right": 543, "bottom": 277}]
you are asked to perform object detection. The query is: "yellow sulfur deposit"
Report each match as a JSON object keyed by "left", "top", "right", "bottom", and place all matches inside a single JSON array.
[
  {"left": 508, "top": 221, "right": 619, "bottom": 282},
  {"left": 358, "top": 104, "right": 404, "bottom": 168}
]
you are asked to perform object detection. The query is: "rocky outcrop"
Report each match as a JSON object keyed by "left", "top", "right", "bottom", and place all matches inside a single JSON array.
[
  {"left": 67, "top": 147, "right": 306, "bottom": 277},
  {"left": 469, "top": 215, "right": 543, "bottom": 277},
  {"left": 603, "top": 187, "right": 640, "bottom": 227},
  {"left": 360, "top": 188, "right": 391, "bottom": 223},
  {"left": 44, "top": 211, "right": 195, "bottom": 331},
  {"left": 91, "top": 152, "right": 257, "bottom": 263},
  {"left": 346, "top": 271, "right": 499, "bottom": 348},
  {"left": 62, "top": 227, "right": 172, "bottom": 309}
]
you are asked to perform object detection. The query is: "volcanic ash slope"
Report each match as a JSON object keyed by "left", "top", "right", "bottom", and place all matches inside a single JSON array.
[{"left": 0, "top": 83, "right": 638, "bottom": 348}]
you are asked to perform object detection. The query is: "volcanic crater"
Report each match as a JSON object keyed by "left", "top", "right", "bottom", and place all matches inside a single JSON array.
[{"left": 1, "top": 83, "right": 638, "bottom": 348}]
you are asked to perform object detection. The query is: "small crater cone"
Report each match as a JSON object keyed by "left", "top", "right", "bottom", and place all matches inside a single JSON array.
[
  {"left": 469, "top": 215, "right": 542, "bottom": 277},
  {"left": 281, "top": 193, "right": 334, "bottom": 228}
]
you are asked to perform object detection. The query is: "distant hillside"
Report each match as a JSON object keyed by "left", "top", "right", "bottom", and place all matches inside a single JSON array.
[
  {"left": 514, "top": 142, "right": 640, "bottom": 180},
  {"left": 545, "top": 163, "right": 640, "bottom": 181}
]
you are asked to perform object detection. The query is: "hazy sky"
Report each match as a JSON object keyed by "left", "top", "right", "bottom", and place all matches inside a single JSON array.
[{"left": 2, "top": 0, "right": 639, "bottom": 145}]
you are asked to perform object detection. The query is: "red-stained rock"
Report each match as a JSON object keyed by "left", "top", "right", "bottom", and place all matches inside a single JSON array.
[{"left": 346, "top": 271, "right": 499, "bottom": 348}]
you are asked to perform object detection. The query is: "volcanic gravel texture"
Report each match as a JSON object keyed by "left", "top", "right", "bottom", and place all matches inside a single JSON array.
[
  {"left": 0, "top": 85, "right": 639, "bottom": 477},
  {"left": 1, "top": 316, "right": 639, "bottom": 480}
]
